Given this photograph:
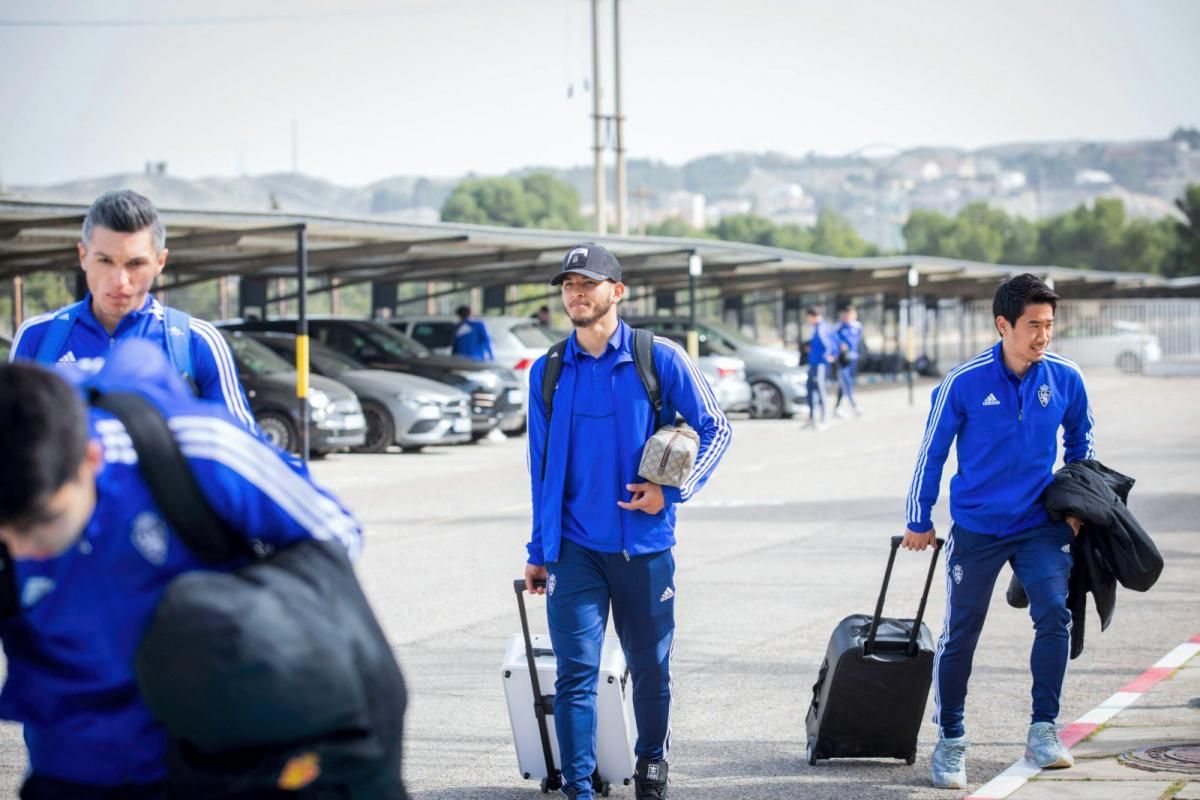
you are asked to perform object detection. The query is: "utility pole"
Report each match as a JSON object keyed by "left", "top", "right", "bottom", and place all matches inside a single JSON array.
[
  {"left": 591, "top": 0, "right": 606, "bottom": 234},
  {"left": 632, "top": 187, "right": 653, "bottom": 236},
  {"left": 613, "top": 0, "right": 627, "bottom": 235}
]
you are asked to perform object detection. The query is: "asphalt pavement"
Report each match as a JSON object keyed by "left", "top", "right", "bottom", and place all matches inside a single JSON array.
[{"left": 0, "top": 371, "right": 1196, "bottom": 799}]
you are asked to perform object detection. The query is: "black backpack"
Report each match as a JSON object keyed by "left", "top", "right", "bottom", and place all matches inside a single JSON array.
[
  {"left": 538, "top": 328, "right": 664, "bottom": 480},
  {"left": 3, "top": 390, "right": 408, "bottom": 799}
]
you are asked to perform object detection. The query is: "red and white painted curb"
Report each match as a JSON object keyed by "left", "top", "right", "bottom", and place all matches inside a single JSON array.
[{"left": 965, "top": 632, "right": 1200, "bottom": 800}]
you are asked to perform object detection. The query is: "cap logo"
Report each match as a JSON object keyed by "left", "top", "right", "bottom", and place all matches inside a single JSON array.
[{"left": 566, "top": 246, "right": 589, "bottom": 267}]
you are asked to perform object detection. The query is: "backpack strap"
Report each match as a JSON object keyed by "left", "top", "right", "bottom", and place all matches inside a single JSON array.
[
  {"left": 539, "top": 339, "right": 568, "bottom": 481},
  {"left": 162, "top": 307, "right": 194, "bottom": 382},
  {"left": 88, "top": 389, "right": 250, "bottom": 565},
  {"left": 632, "top": 328, "right": 663, "bottom": 419},
  {"left": 33, "top": 300, "right": 88, "bottom": 364},
  {"left": 0, "top": 546, "right": 17, "bottom": 624}
]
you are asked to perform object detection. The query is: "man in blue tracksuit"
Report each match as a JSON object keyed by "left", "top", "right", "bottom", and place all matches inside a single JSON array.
[
  {"left": 902, "top": 274, "right": 1094, "bottom": 790},
  {"left": 833, "top": 304, "right": 862, "bottom": 417},
  {"left": 9, "top": 190, "right": 257, "bottom": 432},
  {"left": 802, "top": 306, "right": 836, "bottom": 429},
  {"left": 0, "top": 340, "right": 362, "bottom": 798},
  {"left": 451, "top": 305, "right": 495, "bottom": 361},
  {"left": 523, "top": 244, "right": 731, "bottom": 800}
]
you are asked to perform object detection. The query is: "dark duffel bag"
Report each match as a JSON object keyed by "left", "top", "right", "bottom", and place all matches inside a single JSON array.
[
  {"left": 89, "top": 390, "right": 407, "bottom": 799},
  {"left": 805, "top": 535, "right": 943, "bottom": 766}
]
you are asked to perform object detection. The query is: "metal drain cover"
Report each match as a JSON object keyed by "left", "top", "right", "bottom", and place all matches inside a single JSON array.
[{"left": 1119, "top": 743, "right": 1200, "bottom": 774}]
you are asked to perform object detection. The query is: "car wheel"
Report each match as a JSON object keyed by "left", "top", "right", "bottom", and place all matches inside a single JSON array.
[
  {"left": 399, "top": 445, "right": 424, "bottom": 454},
  {"left": 256, "top": 411, "right": 296, "bottom": 453},
  {"left": 750, "top": 381, "right": 785, "bottom": 419},
  {"left": 353, "top": 401, "right": 394, "bottom": 454},
  {"left": 1117, "top": 352, "right": 1141, "bottom": 373}
]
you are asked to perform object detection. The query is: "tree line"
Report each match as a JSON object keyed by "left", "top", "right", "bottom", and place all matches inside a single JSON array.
[{"left": 441, "top": 174, "right": 1200, "bottom": 278}]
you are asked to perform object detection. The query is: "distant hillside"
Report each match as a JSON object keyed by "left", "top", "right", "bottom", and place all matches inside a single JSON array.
[{"left": 4, "top": 128, "right": 1197, "bottom": 249}]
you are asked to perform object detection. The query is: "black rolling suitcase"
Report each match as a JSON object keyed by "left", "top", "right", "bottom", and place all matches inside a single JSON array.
[{"left": 805, "top": 535, "right": 943, "bottom": 766}]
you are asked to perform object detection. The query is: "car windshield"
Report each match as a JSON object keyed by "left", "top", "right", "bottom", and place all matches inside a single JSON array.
[
  {"left": 309, "top": 342, "right": 366, "bottom": 375},
  {"left": 356, "top": 322, "right": 431, "bottom": 358},
  {"left": 509, "top": 321, "right": 558, "bottom": 348},
  {"left": 223, "top": 333, "right": 293, "bottom": 375}
]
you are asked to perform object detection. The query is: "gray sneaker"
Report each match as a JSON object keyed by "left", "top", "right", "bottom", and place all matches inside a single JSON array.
[
  {"left": 1025, "top": 721, "right": 1074, "bottom": 768},
  {"left": 930, "top": 735, "right": 968, "bottom": 789}
]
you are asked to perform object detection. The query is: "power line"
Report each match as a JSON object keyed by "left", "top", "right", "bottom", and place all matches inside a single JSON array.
[{"left": 0, "top": 9, "right": 407, "bottom": 28}]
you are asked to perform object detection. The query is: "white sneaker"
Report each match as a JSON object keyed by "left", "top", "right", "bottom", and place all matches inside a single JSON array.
[
  {"left": 833, "top": 407, "right": 849, "bottom": 419},
  {"left": 930, "top": 735, "right": 968, "bottom": 789},
  {"left": 486, "top": 428, "right": 508, "bottom": 442},
  {"left": 1025, "top": 722, "right": 1073, "bottom": 769}
]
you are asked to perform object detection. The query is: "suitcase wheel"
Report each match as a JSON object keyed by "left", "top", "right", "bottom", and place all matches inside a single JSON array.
[
  {"left": 806, "top": 740, "right": 818, "bottom": 766},
  {"left": 590, "top": 770, "right": 611, "bottom": 796},
  {"left": 905, "top": 752, "right": 917, "bottom": 766}
]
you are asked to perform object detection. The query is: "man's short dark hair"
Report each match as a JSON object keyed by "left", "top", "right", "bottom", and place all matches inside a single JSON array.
[
  {"left": 0, "top": 363, "right": 89, "bottom": 527},
  {"left": 839, "top": 304, "right": 855, "bottom": 314},
  {"left": 993, "top": 273, "right": 1059, "bottom": 328},
  {"left": 82, "top": 189, "right": 166, "bottom": 253},
  {"left": 454, "top": 305, "right": 470, "bottom": 319},
  {"left": 804, "top": 306, "right": 821, "bottom": 317}
]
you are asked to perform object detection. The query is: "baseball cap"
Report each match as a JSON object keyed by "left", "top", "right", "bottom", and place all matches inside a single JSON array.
[{"left": 549, "top": 243, "right": 623, "bottom": 285}]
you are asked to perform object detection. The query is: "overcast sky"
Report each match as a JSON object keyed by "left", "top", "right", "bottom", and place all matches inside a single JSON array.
[{"left": 1, "top": 0, "right": 1197, "bottom": 186}]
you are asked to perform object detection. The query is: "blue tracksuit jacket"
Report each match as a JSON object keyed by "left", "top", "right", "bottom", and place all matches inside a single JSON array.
[
  {"left": 0, "top": 340, "right": 362, "bottom": 787},
  {"left": 452, "top": 318, "right": 494, "bottom": 361},
  {"left": 10, "top": 294, "right": 257, "bottom": 431},
  {"left": 905, "top": 342, "right": 1095, "bottom": 536},
  {"left": 836, "top": 320, "right": 862, "bottom": 360},
  {"left": 526, "top": 322, "right": 732, "bottom": 565},
  {"left": 808, "top": 320, "right": 836, "bottom": 365}
]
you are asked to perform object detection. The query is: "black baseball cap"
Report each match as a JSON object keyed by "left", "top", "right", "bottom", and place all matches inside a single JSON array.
[{"left": 549, "top": 243, "right": 623, "bottom": 285}]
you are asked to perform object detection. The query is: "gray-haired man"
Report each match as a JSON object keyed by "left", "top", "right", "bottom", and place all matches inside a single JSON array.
[{"left": 10, "top": 189, "right": 256, "bottom": 430}]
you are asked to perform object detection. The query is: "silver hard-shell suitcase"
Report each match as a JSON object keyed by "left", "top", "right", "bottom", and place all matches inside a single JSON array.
[{"left": 502, "top": 579, "right": 638, "bottom": 795}]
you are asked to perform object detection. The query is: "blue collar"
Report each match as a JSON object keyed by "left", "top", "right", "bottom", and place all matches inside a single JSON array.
[
  {"left": 993, "top": 340, "right": 1041, "bottom": 383},
  {"left": 563, "top": 319, "right": 630, "bottom": 364}
]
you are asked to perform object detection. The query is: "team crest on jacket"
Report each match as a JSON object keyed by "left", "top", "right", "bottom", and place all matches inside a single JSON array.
[
  {"left": 547, "top": 573, "right": 557, "bottom": 597},
  {"left": 131, "top": 511, "right": 168, "bottom": 565},
  {"left": 1038, "top": 384, "right": 1051, "bottom": 407},
  {"left": 952, "top": 564, "right": 963, "bottom": 585}
]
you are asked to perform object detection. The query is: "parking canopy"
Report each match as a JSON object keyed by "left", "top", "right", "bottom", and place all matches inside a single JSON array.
[{"left": 2, "top": 198, "right": 1197, "bottom": 329}]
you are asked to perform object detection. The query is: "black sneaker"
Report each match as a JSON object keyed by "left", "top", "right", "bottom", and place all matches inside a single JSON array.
[{"left": 634, "top": 757, "right": 668, "bottom": 800}]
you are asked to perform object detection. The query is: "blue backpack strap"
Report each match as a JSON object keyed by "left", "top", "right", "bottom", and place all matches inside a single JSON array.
[
  {"left": 33, "top": 300, "right": 87, "bottom": 364},
  {"left": 163, "top": 306, "right": 193, "bottom": 381}
]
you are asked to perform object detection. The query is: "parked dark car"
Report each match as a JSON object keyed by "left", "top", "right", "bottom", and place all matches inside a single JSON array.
[
  {"left": 622, "top": 316, "right": 807, "bottom": 419},
  {"left": 220, "top": 330, "right": 366, "bottom": 456},
  {"left": 217, "top": 317, "right": 524, "bottom": 438},
  {"left": 247, "top": 332, "right": 474, "bottom": 453}
]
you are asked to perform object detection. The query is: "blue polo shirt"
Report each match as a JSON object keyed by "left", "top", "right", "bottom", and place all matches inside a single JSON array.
[{"left": 561, "top": 326, "right": 623, "bottom": 552}]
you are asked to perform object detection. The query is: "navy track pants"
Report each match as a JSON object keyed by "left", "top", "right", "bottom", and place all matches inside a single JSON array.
[
  {"left": 932, "top": 521, "right": 1074, "bottom": 739},
  {"left": 546, "top": 538, "right": 675, "bottom": 798}
]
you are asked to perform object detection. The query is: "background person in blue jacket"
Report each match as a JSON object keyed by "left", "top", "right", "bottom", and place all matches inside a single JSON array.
[
  {"left": 9, "top": 189, "right": 257, "bottom": 432},
  {"left": 901, "top": 274, "right": 1092, "bottom": 790},
  {"left": 451, "top": 304, "right": 495, "bottom": 361},
  {"left": 522, "top": 244, "right": 731, "bottom": 800},
  {"left": 0, "top": 341, "right": 362, "bottom": 799},
  {"left": 833, "top": 304, "right": 863, "bottom": 418},
  {"left": 802, "top": 306, "right": 836, "bottom": 429}
]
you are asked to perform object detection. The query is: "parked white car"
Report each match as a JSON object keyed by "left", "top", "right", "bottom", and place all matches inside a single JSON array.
[{"left": 1053, "top": 321, "right": 1162, "bottom": 373}]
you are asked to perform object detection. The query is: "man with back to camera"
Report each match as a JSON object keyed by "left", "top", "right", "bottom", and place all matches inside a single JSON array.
[
  {"left": 451, "top": 304, "right": 495, "bottom": 361},
  {"left": 902, "top": 274, "right": 1092, "bottom": 790},
  {"left": 802, "top": 306, "right": 836, "bottom": 430},
  {"left": 9, "top": 189, "right": 257, "bottom": 432},
  {"left": 833, "top": 304, "right": 863, "bottom": 417},
  {"left": 0, "top": 341, "right": 363, "bottom": 799},
  {"left": 522, "top": 243, "right": 732, "bottom": 799}
]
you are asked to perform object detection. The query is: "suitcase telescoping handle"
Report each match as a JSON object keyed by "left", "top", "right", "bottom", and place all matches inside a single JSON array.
[
  {"left": 864, "top": 536, "right": 945, "bottom": 657},
  {"left": 513, "top": 579, "right": 560, "bottom": 789}
]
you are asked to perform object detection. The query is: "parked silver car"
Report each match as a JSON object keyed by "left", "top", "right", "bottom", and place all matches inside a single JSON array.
[
  {"left": 1053, "top": 321, "right": 1163, "bottom": 373},
  {"left": 247, "top": 332, "right": 473, "bottom": 453},
  {"left": 650, "top": 330, "right": 752, "bottom": 413},
  {"left": 389, "top": 314, "right": 551, "bottom": 433}
]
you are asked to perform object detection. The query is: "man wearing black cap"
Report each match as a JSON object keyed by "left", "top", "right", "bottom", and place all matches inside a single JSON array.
[{"left": 522, "top": 244, "right": 732, "bottom": 799}]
